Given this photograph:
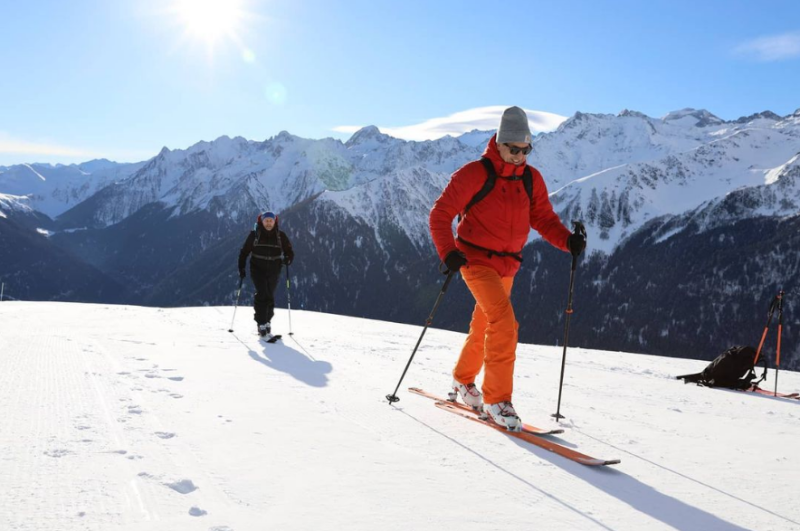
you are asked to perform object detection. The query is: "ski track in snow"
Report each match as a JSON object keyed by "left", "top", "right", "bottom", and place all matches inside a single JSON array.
[
  {"left": 0, "top": 301, "right": 799, "bottom": 530},
  {"left": 0, "top": 306, "right": 244, "bottom": 530}
]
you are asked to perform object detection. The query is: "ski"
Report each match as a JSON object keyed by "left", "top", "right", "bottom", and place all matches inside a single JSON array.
[
  {"left": 261, "top": 334, "right": 282, "bottom": 344},
  {"left": 408, "top": 387, "right": 563, "bottom": 435},
  {"left": 748, "top": 386, "right": 800, "bottom": 400},
  {"left": 434, "top": 401, "right": 620, "bottom": 466}
]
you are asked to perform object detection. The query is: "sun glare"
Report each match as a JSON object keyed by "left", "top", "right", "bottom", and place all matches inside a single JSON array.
[{"left": 173, "top": 0, "right": 246, "bottom": 46}]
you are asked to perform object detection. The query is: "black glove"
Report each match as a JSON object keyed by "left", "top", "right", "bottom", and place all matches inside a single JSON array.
[
  {"left": 283, "top": 256, "right": 293, "bottom": 266},
  {"left": 567, "top": 232, "right": 586, "bottom": 257},
  {"left": 239, "top": 268, "right": 246, "bottom": 279},
  {"left": 444, "top": 250, "right": 467, "bottom": 274}
]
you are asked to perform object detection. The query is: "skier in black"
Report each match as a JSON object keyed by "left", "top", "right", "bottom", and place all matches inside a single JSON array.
[{"left": 238, "top": 211, "right": 294, "bottom": 337}]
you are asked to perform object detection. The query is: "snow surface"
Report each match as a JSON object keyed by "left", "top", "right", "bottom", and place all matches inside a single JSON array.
[
  {"left": 1, "top": 302, "right": 799, "bottom": 530},
  {"left": 0, "top": 192, "right": 33, "bottom": 218}
]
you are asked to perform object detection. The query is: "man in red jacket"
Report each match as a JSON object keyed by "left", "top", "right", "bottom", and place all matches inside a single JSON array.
[{"left": 429, "top": 106, "right": 586, "bottom": 430}]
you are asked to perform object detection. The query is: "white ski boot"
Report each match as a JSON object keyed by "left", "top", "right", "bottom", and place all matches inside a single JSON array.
[
  {"left": 448, "top": 379, "right": 483, "bottom": 410},
  {"left": 483, "top": 401, "right": 522, "bottom": 431}
]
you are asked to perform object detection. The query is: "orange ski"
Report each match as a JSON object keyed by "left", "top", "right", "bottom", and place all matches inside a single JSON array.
[
  {"left": 434, "top": 401, "right": 620, "bottom": 467},
  {"left": 408, "top": 387, "right": 563, "bottom": 435}
]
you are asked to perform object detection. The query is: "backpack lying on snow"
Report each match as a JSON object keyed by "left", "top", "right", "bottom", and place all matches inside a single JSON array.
[{"left": 676, "top": 345, "right": 767, "bottom": 390}]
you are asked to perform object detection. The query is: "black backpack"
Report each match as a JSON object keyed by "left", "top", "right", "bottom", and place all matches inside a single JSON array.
[
  {"left": 677, "top": 345, "right": 766, "bottom": 390},
  {"left": 462, "top": 157, "right": 533, "bottom": 218},
  {"left": 455, "top": 158, "right": 535, "bottom": 262}
]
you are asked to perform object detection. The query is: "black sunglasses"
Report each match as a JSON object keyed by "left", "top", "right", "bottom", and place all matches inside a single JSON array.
[{"left": 504, "top": 143, "right": 532, "bottom": 156}]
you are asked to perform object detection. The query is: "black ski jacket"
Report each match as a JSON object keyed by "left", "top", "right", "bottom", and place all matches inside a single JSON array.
[{"left": 238, "top": 227, "right": 294, "bottom": 271}]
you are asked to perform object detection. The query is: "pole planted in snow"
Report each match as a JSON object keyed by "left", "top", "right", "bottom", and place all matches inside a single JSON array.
[
  {"left": 286, "top": 264, "right": 293, "bottom": 336},
  {"left": 228, "top": 278, "right": 244, "bottom": 333},
  {"left": 552, "top": 221, "right": 587, "bottom": 422},
  {"left": 386, "top": 271, "right": 455, "bottom": 403},
  {"left": 775, "top": 290, "right": 784, "bottom": 397}
]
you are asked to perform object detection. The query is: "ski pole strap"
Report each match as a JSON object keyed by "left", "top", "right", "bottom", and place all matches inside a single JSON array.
[
  {"left": 456, "top": 237, "right": 523, "bottom": 262},
  {"left": 752, "top": 345, "right": 770, "bottom": 386}
]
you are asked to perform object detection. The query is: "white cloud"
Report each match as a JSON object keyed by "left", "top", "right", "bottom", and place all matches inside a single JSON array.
[
  {"left": 0, "top": 132, "right": 99, "bottom": 159},
  {"left": 333, "top": 106, "right": 568, "bottom": 141},
  {"left": 735, "top": 32, "right": 800, "bottom": 62},
  {"left": 0, "top": 132, "right": 151, "bottom": 165}
]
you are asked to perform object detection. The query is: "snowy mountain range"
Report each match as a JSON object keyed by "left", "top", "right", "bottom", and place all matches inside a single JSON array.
[{"left": 1, "top": 106, "right": 799, "bottom": 368}]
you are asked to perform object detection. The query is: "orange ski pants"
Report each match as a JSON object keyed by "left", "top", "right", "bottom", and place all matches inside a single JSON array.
[{"left": 453, "top": 265, "right": 518, "bottom": 404}]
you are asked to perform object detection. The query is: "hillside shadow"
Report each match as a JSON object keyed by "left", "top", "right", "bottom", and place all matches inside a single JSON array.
[
  {"left": 247, "top": 341, "right": 332, "bottom": 388},
  {"left": 399, "top": 407, "right": 761, "bottom": 531}
]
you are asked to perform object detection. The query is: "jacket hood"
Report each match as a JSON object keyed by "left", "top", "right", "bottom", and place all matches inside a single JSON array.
[{"left": 483, "top": 134, "right": 527, "bottom": 178}]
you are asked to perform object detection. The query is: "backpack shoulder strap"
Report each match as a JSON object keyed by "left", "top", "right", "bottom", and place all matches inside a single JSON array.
[
  {"left": 522, "top": 166, "right": 533, "bottom": 202},
  {"left": 461, "top": 159, "right": 535, "bottom": 218},
  {"left": 462, "top": 158, "right": 497, "bottom": 217}
]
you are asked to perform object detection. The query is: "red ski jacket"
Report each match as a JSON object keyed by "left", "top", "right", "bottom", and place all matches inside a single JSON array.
[{"left": 429, "top": 135, "right": 571, "bottom": 277}]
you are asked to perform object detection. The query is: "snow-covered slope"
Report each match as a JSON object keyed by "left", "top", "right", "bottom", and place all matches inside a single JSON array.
[
  {"left": 547, "top": 111, "right": 800, "bottom": 253},
  {"left": 0, "top": 192, "right": 54, "bottom": 232},
  {"left": 0, "top": 192, "right": 34, "bottom": 219},
  {"left": 2, "top": 302, "right": 799, "bottom": 531},
  {"left": 0, "top": 160, "right": 144, "bottom": 218}
]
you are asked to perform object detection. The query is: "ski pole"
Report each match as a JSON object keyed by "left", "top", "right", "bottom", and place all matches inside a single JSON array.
[
  {"left": 228, "top": 278, "right": 244, "bottom": 333},
  {"left": 285, "top": 264, "right": 293, "bottom": 336},
  {"left": 775, "top": 290, "right": 784, "bottom": 397},
  {"left": 753, "top": 293, "right": 780, "bottom": 366},
  {"left": 552, "top": 221, "right": 586, "bottom": 421},
  {"left": 386, "top": 271, "right": 455, "bottom": 403}
]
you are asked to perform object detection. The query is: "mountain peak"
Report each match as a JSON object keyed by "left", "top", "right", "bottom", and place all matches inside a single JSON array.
[
  {"left": 618, "top": 109, "right": 650, "bottom": 119},
  {"left": 345, "top": 125, "right": 390, "bottom": 147},
  {"left": 273, "top": 130, "right": 298, "bottom": 143},
  {"left": 733, "top": 111, "right": 782, "bottom": 124},
  {"left": 662, "top": 108, "right": 724, "bottom": 127}
]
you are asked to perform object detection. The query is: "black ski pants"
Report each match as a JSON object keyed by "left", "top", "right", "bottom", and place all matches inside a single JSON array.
[{"left": 250, "top": 260, "right": 282, "bottom": 325}]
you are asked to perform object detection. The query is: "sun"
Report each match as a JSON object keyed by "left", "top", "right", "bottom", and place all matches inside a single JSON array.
[{"left": 172, "top": 0, "right": 246, "bottom": 47}]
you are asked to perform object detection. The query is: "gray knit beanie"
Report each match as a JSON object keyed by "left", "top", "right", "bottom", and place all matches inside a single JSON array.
[{"left": 497, "top": 106, "right": 532, "bottom": 144}]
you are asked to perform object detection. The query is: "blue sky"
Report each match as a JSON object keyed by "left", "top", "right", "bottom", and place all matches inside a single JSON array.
[{"left": 1, "top": 0, "right": 799, "bottom": 165}]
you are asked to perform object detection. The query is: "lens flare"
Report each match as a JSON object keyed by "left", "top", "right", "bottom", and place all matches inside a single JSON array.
[
  {"left": 265, "top": 82, "right": 287, "bottom": 105},
  {"left": 173, "top": 0, "right": 246, "bottom": 47}
]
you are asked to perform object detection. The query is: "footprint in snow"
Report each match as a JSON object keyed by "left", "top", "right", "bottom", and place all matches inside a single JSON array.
[
  {"left": 44, "top": 449, "right": 72, "bottom": 458},
  {"left": 189, "top": 506, "right": 207, "bottom": 516},
  {"left": 165, "top": 479, "right": 198, "bottom": 494},
  {"left": 155, "top": 431, "right": 176, "bottom": 439},
  {"left": 167, "top": 376, "right": 184, "bottom": 382}
]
